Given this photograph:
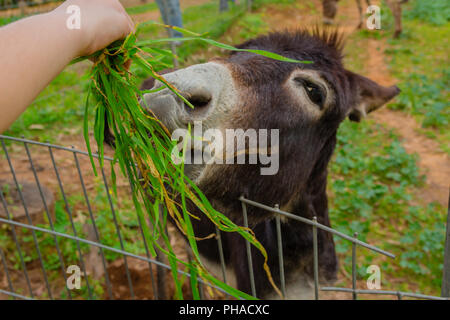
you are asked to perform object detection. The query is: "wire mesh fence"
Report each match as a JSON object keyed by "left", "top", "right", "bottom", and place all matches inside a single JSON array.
[{"left": 0, "top": 134, "right": 448, "bottom": 300}]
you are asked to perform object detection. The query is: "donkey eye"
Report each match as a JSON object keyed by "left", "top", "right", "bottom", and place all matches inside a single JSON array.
[{"left": 296, "top": 78, "right": 325, "bottom": 109}]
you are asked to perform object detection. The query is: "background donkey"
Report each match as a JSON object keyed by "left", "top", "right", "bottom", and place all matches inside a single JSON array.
[{"left": 322, "top": 0, "right": 408, "bottom": 38}]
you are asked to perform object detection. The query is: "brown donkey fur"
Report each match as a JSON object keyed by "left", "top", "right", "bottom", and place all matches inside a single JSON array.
[{"left": 107, "top": 29, "right": 400, "bottom": 298}]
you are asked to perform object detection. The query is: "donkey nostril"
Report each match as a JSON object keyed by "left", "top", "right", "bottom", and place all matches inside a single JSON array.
[{"left": 185, "top": 94, "right": 212, "bottom": 110}]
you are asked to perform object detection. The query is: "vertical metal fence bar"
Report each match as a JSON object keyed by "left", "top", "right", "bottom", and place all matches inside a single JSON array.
[
  {"left": 100, "top": 166, "right": 135, "bottom": 299},
  {"left": 241, "top": 200, "right": 256, "bottom": 298},
  {"left": 441, "top": 188, "right": 450, "bottom": 297},
  {"left": 184, "top": 242, "right": 195, "bottom": 297},
  {"left": 126, "top": 177, "right": 158, "bottom": 299},
  {"left": 171, "top": 42, "right": 179, "bottom": 69},
  {"left": 48, "top": 145, "right": 93, "bottom": 299},
  {"left": 215, "top": 226, "right": 227, "bottom": 284},
  {"left": 198, "top": 279, "right": 205, "bottom": 300},
  {"left": 72, "top": 148, "right": 113, "bottom": 299},
  {"left": 158, "top": 206, "right": 171, "bottom": 299},
  {"left": 352, "top": 232, "right": 358, "bottom": 300},
  {"left": 1, "top": 138, "right": 53, "bottom": 299},
  {"left": 312, "top": 216, "right": 319, "bottom": 300},
  {"left": 0, "top": 247, "right": 15, "bottom": 299},
  {"left": 23, "top": 139, "right": 72, "bottom": 299},
  {"left": 274, "top": 205, "right": 286, "bottom": 299},
  {"left": 0, "top": 188, "right": 33, "bottom": 297},
  {"left": 147, "top": 204, "right": 168, "bottom": 299}
]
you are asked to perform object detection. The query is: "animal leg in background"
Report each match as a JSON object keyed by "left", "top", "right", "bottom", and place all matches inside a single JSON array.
[
  {"left": 322, "top": 0, "right": 339, "bottom": 25},
  {"left": 356, "top": 0, "right": 372, "bottom": 29},
  {"left": 387, "top": 0, "right": 407, "bottom": 38}
]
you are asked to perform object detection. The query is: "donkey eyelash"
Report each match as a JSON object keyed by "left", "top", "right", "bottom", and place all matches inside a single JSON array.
[{"left": 294, "top": 78, "right": 326, "bottom": 109}]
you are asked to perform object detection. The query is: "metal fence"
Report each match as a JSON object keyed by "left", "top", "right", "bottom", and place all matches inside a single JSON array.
[{"left": 0, "top": 135, "right": 448, "bottom": 300}]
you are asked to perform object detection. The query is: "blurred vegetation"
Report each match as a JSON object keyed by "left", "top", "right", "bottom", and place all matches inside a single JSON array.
[
  {"left": 328, "top": 0, "right": 448, "bottom": 295},
  {"left": 381, "top": 0, "right": 450, "bottom": 155},
  {"left": 125, "top": 2, "right": 158, "bottom": 15},
  {"left": 328, "top": 119, "right": 446, "bottom": 294},
  {"left": 403, "top": 0, "right": 450, "bottom": 26}
]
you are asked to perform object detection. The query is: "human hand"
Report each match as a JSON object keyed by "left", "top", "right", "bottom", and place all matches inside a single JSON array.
[{"left": 53, "top": 0, "right": 134, "bottom": 57}]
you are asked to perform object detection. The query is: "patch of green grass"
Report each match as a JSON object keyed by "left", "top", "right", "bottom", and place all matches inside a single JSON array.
[
  {"left": 177, "top": 2, "right": 246, "bottom": 59},
  {"left": 342, "top": 33, "right": 369, "bottom": 73},
  {"left": 235, "top": 12, "right": 269, "bottom": 39},
  {"left": 382, "top": 8, "right": 450, "bottom": 154},
  {"left": 126, "top": 2, "right": 159, "bottom": 15},
  {"left": 253, "top": 0, "right": 296, "bottom": 7},
  {"left": 403, "top": 0, "right": 450, "bottom": 26},
  {"left": 0, "top": 15, "right": 22, "bottom": 26},
  {"left": 4, "top": 66, "right": 91, "bottom": 141},
  {"left": 329, "top": 119, "right": 446, "bottom": 295},
  {"left": 388, "top": 70, "right": 449, "bottom": 130},
  {"left": 334, "top": 2, "right": 448, "bottom": 296}
]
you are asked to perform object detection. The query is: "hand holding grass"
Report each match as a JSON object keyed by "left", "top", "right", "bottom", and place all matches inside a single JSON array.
[{"left": 0, "top": 0, "right": 134, "bottom": 133}]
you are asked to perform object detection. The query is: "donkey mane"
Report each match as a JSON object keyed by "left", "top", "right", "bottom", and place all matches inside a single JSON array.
[{"left": 232, "top": 28, "right": 345, "bottom": 62}]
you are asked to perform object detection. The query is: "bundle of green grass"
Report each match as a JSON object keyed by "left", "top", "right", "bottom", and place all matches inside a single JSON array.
[{"left": 83, "top": 25, "right": 303, "bottom": 299}]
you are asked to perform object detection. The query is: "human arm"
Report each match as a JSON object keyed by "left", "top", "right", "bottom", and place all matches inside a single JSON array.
[{"left": 0, "top": 0, "right": 134, "bottom": 133}]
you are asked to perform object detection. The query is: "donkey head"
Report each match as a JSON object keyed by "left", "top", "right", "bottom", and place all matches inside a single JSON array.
[{"left": 141, "top": 29, "right": 399, "bottom": 225}]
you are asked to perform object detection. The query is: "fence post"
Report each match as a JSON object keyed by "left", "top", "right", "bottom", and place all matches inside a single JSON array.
[
  {"left": 156, "top": 0, "right": 183, "bottom": 67},
  {"left": 442, "top": 189, "right": 450, "bottom": 297},
  {"left": 352, "top": 232, "right": 358, "bottom": 300},
  {"left": 219, "top": 0, "right": 229, "bottom": 12},
  {"left": 156, "top": 0, "right": 183, "bottom": 38},
  {"left": 241, "top": 200, "right": 257, "bottom": 297}
]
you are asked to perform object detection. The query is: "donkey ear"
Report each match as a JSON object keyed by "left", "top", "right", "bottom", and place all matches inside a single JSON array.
[{"left": 346, "top": 71, "right": 400, "bottom": 122}]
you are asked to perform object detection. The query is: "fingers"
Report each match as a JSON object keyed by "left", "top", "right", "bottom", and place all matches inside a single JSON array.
[
  {"left": 124, "top": 15, "right": 135, "bottom": 38},
  {"left": 115, "top": 0, "right": 135, "bottom": 36},
  {"left": 126, "top": 12, "right": 135, "bottom": 33},
  {"left": 70, "top": 0, "right": 136, "bottom": 58}
]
